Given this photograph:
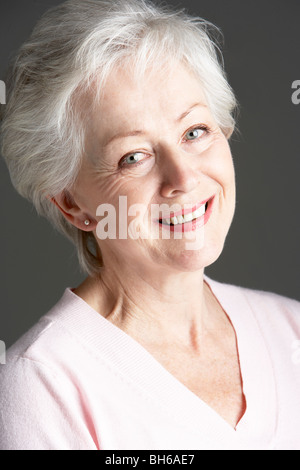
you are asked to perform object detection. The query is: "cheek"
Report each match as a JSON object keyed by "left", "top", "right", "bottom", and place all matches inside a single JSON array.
[
  {"left": 208, "top": 139, "right": 235, "bottom": 191},
  {"left": 223, "top": 153, "right": 235, "bottom": 193},
  {"left": 81, "top": 175, "right": 134, "bottom": 217},
  {"left": 217, "top": 146, "right": 236, "bottom": 224},
  {"left": 90, "top": 176, "right": 155, "bottom": 236}
]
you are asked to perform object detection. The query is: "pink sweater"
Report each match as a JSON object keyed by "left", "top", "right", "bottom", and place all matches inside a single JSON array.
[{"left": 0, "top": 275, "right": 299, "bottom": 450}]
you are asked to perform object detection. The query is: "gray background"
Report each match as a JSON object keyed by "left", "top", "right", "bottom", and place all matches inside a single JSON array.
[{"left": 0, "top": 0, "right": 299, "bottom": 349}]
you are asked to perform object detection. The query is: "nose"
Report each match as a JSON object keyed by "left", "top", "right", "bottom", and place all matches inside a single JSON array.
[{"left": 158, "top": 146, "right": 200, "bottom": 198}]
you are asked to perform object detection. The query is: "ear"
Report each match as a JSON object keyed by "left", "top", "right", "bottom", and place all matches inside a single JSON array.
[{"left": 48, "top": 190, "right": 97, "bottom": 232}]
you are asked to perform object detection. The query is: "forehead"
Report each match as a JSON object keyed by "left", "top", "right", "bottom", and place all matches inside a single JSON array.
[{"left": 89, "top": 61, "right": 209, "bottom": 128}]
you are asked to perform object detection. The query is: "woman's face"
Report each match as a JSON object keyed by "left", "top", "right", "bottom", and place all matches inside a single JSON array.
[{"left": 72, "top": 61, "right": 236, "bottom": 274}]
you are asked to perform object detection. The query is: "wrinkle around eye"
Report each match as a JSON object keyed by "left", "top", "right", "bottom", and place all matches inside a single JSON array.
[
  {"left": 90, "top": 161, "right": 121, "bottom": 180},
  {"left": 119, "top": 152, "right": 154, "bottom": 173},
  {"left": 120, "top": 151, "right": 147, "bottom": 167},
  {"left": 183, "top": 125, "right": 220, "bottom": 146}
]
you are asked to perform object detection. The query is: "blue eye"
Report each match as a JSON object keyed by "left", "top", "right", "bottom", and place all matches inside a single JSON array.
[
  {"left": 185, "top": 127, "right": 205, "bottom": 141},
  {"left": 123, "top": 152, "right": 144, "bottom": 165}
]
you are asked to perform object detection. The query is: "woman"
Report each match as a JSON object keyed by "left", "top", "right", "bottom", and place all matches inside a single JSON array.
[{"left": 0, "top": 0, "right": 299, "bottom": 450}]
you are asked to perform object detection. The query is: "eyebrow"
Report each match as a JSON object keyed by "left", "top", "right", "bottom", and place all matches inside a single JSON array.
[
  {"left": 176, "top": 102, "right": 207, "bottom": 122},
  {"left": 103, "top": 129, "right": 145, "bottom": 148},
  {"left": 103, "top": 102, "right": 207, "bottom": 147}
]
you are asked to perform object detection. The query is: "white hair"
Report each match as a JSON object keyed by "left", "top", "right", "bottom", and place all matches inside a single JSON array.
[{"left": 0, "top": 0, "right": 238, "bottom": 276}]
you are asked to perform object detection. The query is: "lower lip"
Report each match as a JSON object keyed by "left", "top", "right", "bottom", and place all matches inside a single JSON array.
[{"left": 158, "top": 196, "right": 215, "bottom": 232}]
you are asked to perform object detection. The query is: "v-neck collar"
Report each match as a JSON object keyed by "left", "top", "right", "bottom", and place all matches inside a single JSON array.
[
  {"left": 204, "top": 276, "right": 277, "bottom": 447},
  {"left": 51, "top": 275, "right": 277, "bottom": 449}
]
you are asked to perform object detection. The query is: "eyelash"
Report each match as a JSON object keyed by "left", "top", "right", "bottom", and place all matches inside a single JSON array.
[
  {"left": 119, "top": 124, "right": 211, "bottom": 168},
  {"left": 183, "top": 124, "right": 211, "bottom": 142}
]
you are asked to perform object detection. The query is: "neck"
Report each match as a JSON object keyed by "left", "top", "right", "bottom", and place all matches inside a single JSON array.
[{"left": 75, "top": 261, "right": 223, "bottom": 353}]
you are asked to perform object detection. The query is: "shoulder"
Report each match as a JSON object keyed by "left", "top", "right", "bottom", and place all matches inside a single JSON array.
[
  {"left": 0, "top": 285, "right": 121, "bottom": 394},
  {"left": 3, "top": 288, "right": 77, "bottom": 365},
  {"left": 0, "top": 288, "right": 77, "bottom": 396},
  {"left": 205, "top": 274, "right": 300, "bottom": 309},
  {"left": 0, "top": 286, "right": 98, "bottom": 411},
  {"left": 228, "top": 280, "right": 299, "bottom": 315},
  {"left": 205, "top": 275, "right": 300, "bottom": 335},
  {"left": 0, "top": 288, "right": 99, "bottom": 449}
]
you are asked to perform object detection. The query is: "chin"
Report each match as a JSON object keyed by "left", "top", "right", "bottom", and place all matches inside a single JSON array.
[
  {"left": 200, "top": 242, "right": 225, "bottom": 269},
  {"left": 165, "top": 238, "right": 225, "bottom": 273}
]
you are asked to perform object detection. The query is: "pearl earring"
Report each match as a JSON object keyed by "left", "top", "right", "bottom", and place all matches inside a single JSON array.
[{"left": 84, "top": 219, "right": 90, "bottom": 226}]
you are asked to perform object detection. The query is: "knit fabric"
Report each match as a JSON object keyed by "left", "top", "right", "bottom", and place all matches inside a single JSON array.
[{"left": 0, "top": 276, "right": 299, "bottom": 450}]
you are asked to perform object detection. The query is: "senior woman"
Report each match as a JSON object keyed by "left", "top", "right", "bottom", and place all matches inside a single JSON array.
[{"left": 0, "top": 0, "right": 299, "bottom": 451}]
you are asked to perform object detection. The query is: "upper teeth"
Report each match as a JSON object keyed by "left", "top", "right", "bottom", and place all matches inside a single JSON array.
[{"left": 163, "top": 204, "right": 206, "bottom": 225}]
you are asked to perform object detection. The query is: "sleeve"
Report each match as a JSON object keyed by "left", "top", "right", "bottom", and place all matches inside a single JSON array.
[{"left": 0, "top": 356, "right": 98, "bottom": 450}]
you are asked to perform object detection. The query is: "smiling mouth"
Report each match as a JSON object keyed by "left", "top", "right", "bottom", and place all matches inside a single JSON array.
[{"left": 159, "top": 200, "right": 209, "bottom": 226}]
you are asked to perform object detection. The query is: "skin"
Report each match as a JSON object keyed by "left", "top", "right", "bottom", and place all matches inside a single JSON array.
[{"left": 53, "top": 61, "right": 246, "bottom": 428}]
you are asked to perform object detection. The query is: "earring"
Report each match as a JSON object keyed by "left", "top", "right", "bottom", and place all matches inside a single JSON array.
[{"left": 84, "top": 219, "right": 90, "bottom": 226}]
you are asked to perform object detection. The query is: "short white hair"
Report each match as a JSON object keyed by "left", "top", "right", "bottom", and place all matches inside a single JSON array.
[{"left": 1, "top": 0, "right": 238, "bottom": 276}]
